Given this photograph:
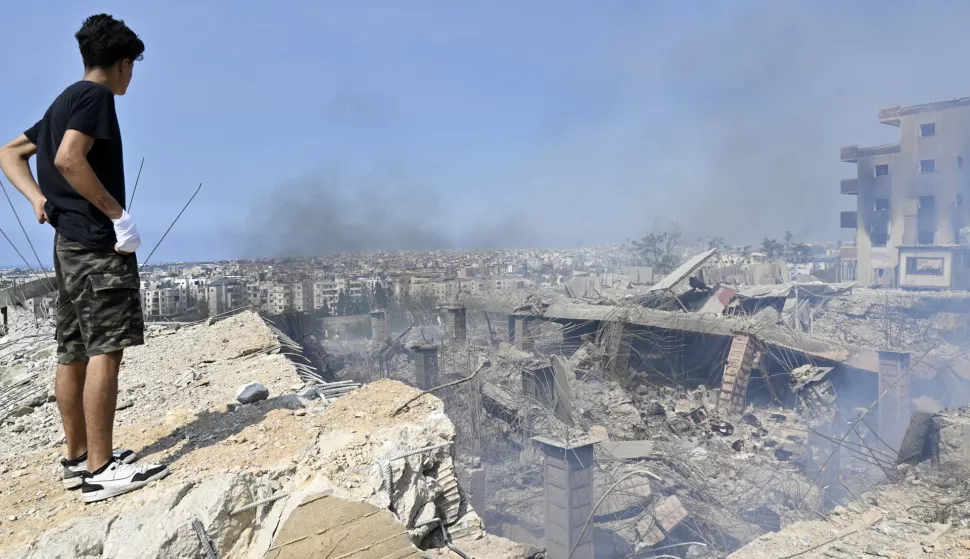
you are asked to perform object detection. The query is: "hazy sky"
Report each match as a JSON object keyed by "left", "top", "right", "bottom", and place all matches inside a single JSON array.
[{"left": 3, "top": 1, "right": 970, "bottom": 265}]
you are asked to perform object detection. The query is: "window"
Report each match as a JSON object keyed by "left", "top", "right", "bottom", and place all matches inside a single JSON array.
[
  {"left": 874, "top": 198, "right": 890, "bottom": 211},
  {"left": 959, "top": 194, "right": 964, "bottom": 207},
  {"left": 920, "top": 122, "right": 937, "bottom": 137},
  {"left": 874, "top": 164, "right": 889, "bottom": 177},
  {"left": 959, "top": 156, "right": 965, "bottom": 170},
  {"left": 906, "top": 256, "right": 944, "bottom": 275},
  {"left": 918, "top": 230, "right": 935, "bottom": 245},
  {"left": 960, "top": 251, "right": 970, "bottom": 269},
  {"left": 919, "top": 195, "right": 935, "bottom": 210},
  {"left": 869, "top": 222, "right": 889, "bottom": 247},
  {"left": 920, "top": 159, "right": 936, "bottom": 173}
]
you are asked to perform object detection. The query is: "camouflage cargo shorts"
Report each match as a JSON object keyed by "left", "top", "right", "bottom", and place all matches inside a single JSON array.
[{"left": 54, "top": 234, "right": 145, "bottom": 364}]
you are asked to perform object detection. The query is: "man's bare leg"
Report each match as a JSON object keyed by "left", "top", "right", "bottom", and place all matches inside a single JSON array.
[
  {"left": 55, "top": 361, "right": 88, "bottom": 460},
  {"left": 84, "top": 350, "right": 122, "bottom": 471}
]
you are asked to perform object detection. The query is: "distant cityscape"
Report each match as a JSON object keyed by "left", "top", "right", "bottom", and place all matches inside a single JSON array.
[{"left": 0, "top": 237, "right": 846, "bottom": 323}]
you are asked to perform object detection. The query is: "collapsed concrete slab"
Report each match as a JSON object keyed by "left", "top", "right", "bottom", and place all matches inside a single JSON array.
[
  {"left": 263, "top": 493, "right": 420, "bottom": 559},
  {"left": 897, "top": 406, "right": 970, "bottom": 474}
]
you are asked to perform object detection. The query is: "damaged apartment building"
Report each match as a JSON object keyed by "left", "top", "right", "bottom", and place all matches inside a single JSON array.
[{"left": 841, "top": 96, "right": 970, "bottom": 289}]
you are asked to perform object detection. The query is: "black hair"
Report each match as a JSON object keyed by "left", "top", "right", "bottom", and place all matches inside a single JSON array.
[{"left": 75, "top": 14, "right": 144, "bottom": 69}]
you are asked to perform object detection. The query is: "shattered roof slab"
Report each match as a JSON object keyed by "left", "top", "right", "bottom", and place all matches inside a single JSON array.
[
  {"left": 648, "top": 248, "right": 718, "bottom": 292},
  {"left": 460, "top": 294, "right": 882, "bottom": 373},
  {"left": 735, "top": 282, "right": 856, "bottom": 300}
]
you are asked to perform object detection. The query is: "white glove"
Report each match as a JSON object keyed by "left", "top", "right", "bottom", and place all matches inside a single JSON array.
[{"left": 111, "top": 209, "right": 141, "bottom": 253}]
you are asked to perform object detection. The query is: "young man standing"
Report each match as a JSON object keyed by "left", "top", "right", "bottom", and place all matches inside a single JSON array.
[{"left": 0, "top": 14, "right": 168, "bottom": 502}]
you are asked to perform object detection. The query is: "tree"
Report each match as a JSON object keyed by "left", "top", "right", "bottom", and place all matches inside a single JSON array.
[
  {"left": 784, "top": 230, "right": 794, "bottom": 244},
  {"left": 740, "top": 245, "right": 752, "bottom": 259},
  {"left": 631, "top": 223, "right": 684, "bottom": 275},
  {"left": 761, "top": 238, "right": 784, "bottom": 259},
  {"left": 790, "top": 243, "right": 813, "bottom": 264},
  {"left": 707, "top": 236, "right": 725, "bottom": 251},
  {"left": 336, "top": 289, "right": 350, "bottom": 316}
]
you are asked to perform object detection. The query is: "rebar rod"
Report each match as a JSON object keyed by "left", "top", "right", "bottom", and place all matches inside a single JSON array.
[
  {"left": 140, "top": 182, "right": 202, "bottom": 270},
  {"left": 229, "top": 492, "right": 289, "bottom": 516},
  {"left": 389, "top": 442, "right": 451, "bottom": 461},
  {"left": 128, "top": 157, "right": 144, "bottom": 211},
  {"left": 0, "top": 180, "right": 53, "bottom": 292}
]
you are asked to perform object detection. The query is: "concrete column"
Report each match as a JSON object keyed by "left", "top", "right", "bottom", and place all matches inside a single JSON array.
[
  {"left": 533, "top": 436, "right": 594, "bottom": 559},
  {"left": 444, "top": 306, "right": 467, "bottom": 342},
  {"left": 413, "top": 344, "right": 439, "bottom": 390},
  {"left": 507, "top": 315, "right": 516, "bottom": 345},
  {"left": 514, "top": 316, "right": 541, "bottom": 352},
  {"left": 550, "top": 356, "right": 575, "bottom": 426},
  {"left": 718, "top": 334, "right": 758, "bottom": 414},
  {"left": 458, "top": 462, "right": 487, "bottom": 517},
  {"left": 370, "top": 309, "right": 388, "bottom": 343},
  {"left": 878, "top": 350, "right": 912, "bottom": 450}
]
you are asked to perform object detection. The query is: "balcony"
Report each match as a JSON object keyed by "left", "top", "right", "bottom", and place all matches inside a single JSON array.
[
  {"left": 841, "top": 178, "right": 858, "bottom": 195},
  {"left": 841, "top": 145, "right": 859, "bottom": 163},
  {"left": 840, "top": 144, "right": 900, "bottom": 163},
  {"left": 841, "top": 211, "right": 858, "bottom": 229}
]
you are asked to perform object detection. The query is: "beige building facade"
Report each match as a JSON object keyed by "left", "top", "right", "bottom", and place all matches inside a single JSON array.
[{"left": 842, "top": 97, "right": 970, "bottom": 288}]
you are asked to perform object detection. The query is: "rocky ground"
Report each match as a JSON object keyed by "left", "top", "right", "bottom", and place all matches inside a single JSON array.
[
  {"left": 0, "top": 311, "right": 525, "bottom": 559},
  {"left": 813, "top": 287, "right": 970, "bottom": 365},
  {"left": 0, "top": 311, "right": 294, "bottom": 458},
  {"left": 728, "top": 469, "right": 970, "bottom": 558}
]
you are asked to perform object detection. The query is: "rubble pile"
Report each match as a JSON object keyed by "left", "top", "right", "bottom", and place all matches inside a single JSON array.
[
  {"left": 729, "top": 406, "right": 970, "bottom": 558},
  {"left": 0, "top": 311, "right": 295, "bottom": 458},
  {"left": 813, "top": 288, "right": 970, "bottom": 361},
  {"left": 0, "top": 312, "right": 524, "bottom": 559},
  {"left": 476, "top": 345, "right": 829, "bottom": 556},
  {"left": 585, "top": 383, "right": 823, "bottom": 549}
]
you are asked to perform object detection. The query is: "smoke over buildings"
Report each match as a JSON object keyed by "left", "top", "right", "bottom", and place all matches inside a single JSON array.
[
  {"left": 225, "top": 2, "right": 970, "bottom": 256},
  {"left": 235, "top": 168, "right": 543, "bottom": 257}
]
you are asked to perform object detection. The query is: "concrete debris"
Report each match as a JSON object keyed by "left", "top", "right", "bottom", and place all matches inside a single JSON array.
[
  {"left": 0, "top": 312, "right": 517, "bottom": 559},
  {"left": 596, "top": 440, "right": 654, "bottom": 460},
  {"left": 788, "top": 364, "right": 837, "bottom": 421},
  {"left": 236, "top": 381, "right": 270, "bottom": 404},
  {"left": 732, "top": 406, "right": 970, "bottom": 557},
  {"left": 653, "top": 494, "right": 688, "bottom": 532},
  {"left": 9, "top": 268, "right": 970, "bottom": 559},
  {"left": 896, "top": 409, "right": 939, "bottom": 466},
  {"left": 262, "top": 493, "right": 420, "bottom": 559},
  {"left": 896, "top": 406, "right": 970, "bottom": 475}
]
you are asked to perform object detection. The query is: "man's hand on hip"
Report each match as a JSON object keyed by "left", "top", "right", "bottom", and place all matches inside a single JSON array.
[
  {"left": 31, "top": 197, "right": 48, "bottom": 224},
  {"left": 111, "top": 209, "right": 140, "bottom": 254}
]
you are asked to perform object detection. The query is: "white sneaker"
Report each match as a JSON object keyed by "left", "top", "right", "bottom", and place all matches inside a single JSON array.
[
  {"left": 61, "top": 449, "right": 138, "bottom": 489},
  {"left": 81, "top": 459, "right": 169, "bottom": 503}
]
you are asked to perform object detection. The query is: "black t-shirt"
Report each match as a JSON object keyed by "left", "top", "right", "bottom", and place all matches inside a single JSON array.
[{"left": 24, "top": 80, "right": 126, "bottom": 248}]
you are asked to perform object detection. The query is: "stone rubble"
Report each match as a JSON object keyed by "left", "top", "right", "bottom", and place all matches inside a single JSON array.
[
  {"left": 729, "top": 406, "right": 970, "bottom": 558},
  {"left": 0, "top": 311, "right": 522, "bottom": 559},
  {"left": 236, "top": 381, "right": 270, "bottom": 404}
]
